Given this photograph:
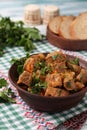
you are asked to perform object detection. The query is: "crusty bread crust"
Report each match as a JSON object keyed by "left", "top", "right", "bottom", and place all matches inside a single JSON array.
[
  {"left": 70, "top": 12, "right": 87, "bottom": 40},
  {"left": 48, "top": 11, "right": 87, "bottom": 40},
  {"left": 59, "top": 16, "right": 75, "bottom": 39},
  {"left": 79, "top": 11, "right": 87, "bottom": 16},
  {"left": 48, "top": 16, "right": 62, "bottom": 34}
]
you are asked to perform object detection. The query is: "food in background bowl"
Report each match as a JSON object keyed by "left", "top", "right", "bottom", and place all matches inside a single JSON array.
[
  {"left": 48, "top": 11, "right": 87, "bottom": 40},
  {"left": 8, "top": 51, "right": 87, "bottom": 112},
  {"left": 47, "top": 11, "right": 87, "bottom": 51},
  {"left": 46, "top": 26, "right": 87, "bottom": 51}
]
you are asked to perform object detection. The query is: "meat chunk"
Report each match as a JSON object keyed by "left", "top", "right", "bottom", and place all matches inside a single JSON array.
[
  {"left": 76, "top": 69, "right": 87, "bottom": 84},
  {"left": 67, "top": 61, "right": 81, "bottom": 74},
  {"left": 64, "top": 79, "right": 76, "bottom": 91},
  {"left": 75, "top": 82, "right": 85, "bottom": 90},
  {"left": 24, "top": 57, "right": 34, "bottom": 73},
  {"left": 46, "top": 51, "right": 66, "bottom": 64},
  {"left": 52, "top": 61, "right": 67, "bottom": 73},
  {"left": 63, "top": 71, "right": 76, "bottom": 91},
  {"left": 24, "top": 53, "right": 45, "bottom": 73},
  {"left": 31, "top": 53, "right": 45, "bottom": 60},
  {"left": 57, "top": 88, "right": 69, "bottom": 97},
  {"left": 17, "top": 71, "right": 32, "bottom": 86},
  {"left": 63, "top": 71, "right": 75, "bottom": 79},
  {"left": 46, "top": 51, "right": 67, "bottom": 73},
  {"left": 45, "top": 73, "right": 63, "bottom": 87},
  {"left": 45, "top": 87, "right": 58, "bottom": 96},
  {"left": 45, "top": 87, "right": 69, "bottom": 97}
]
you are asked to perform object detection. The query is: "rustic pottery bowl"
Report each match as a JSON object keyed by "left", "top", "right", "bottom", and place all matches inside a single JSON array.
[
  {"left": 46, "top": 26, "right": 87, "bottom": 51},
  {"left": 8, "top": 53, "right": 87, "bottom": 112}
]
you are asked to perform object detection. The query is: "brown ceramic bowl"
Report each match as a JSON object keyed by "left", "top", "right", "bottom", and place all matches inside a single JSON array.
[
  {"left": 46, "top": 26, "right": 87, "bottom": 51},
  {"left": 8, "top": 53, "right": 87, "bottom": 112}
]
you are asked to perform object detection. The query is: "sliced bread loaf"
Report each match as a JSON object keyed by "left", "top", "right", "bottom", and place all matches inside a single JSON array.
[
  {"left": 70, "top": 12, "right": 87, "bottom": 40},
  {"left": 48, "top": 16, "right": 62, "bottom": 34},
  {"left": 59, "top": 16, "right": 75, "bottom": 39}
]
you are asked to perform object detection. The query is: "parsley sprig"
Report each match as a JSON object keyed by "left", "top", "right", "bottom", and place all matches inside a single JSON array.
[
  {"left": 0, "top": 17, "right": 43, "bottom": 56},
  {"left": 30, "top": 76, "right": 47, "bottom": 94},
  {"left": 11, "top": 53, "right": 30, "bottom": 75},
  {"left": 0, "top": 78, "right": 15, "bottom": 103}
]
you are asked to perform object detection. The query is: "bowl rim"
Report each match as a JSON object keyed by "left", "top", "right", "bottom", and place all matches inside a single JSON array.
[{"left": 8, "top": 52, "right": 87, "bottom": 99}]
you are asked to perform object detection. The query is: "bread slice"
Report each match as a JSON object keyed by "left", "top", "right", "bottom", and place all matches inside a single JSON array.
[
  {"left": 59, "top": 16, "right": 75, "bottom": 39},
  {"left": 79, "top": 11, "right": 87, "bottom": 16},
  {"left": 48, "top": 16, "right": 62, "bottom": 34},
  {"left": 70, "top": 12, "right": 87, "bottom": 40}
]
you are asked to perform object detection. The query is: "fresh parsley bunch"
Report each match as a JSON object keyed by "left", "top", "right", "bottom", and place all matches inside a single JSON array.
[
  {"left": 0, "top": 78, "right": 15, "bottom": 103},
  {"left": 0, "top": 17, "right": 43, "bottom": 56}
]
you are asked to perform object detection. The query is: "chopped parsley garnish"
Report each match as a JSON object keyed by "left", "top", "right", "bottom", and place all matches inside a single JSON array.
[
  {"left": 30, "top": 76, "right": 47, "bottom": 94},
  {"left": 34, "top": 61, "right": 52, "bottom": 75},
  {"left": 34, "top": 60, "right": 45, "bottom": 71},
  {"left": 52, "top": 54, "right": 58, "bottom": 60},
  {"left": 70, "top": 58, "right": 79, "bottom": 65},
  {"left": 67, "top": 80, "right": 71, "bottom": 88},
  {"left": 41, "top": 66, "right": 52, "bottom": 75}
]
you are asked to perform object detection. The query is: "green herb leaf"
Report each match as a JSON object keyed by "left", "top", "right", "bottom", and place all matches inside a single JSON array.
[
  {"left": 70, "top": 58, "right": 79, "bottom": 65},
  {"left": 67, "top": 80, "right": 71, "bottom": 88},
  {"left": 0, "top": 17, "right": 44, "bottom": 56},
  {"left": 52, "top": 54, "right": 58, "bottom": 60},
  {"left": 11, "top": 53, "right": 30, "bottom": 75},
  {"left": 30, "top": 76, "right": 47, "bottom": 94},
  {"left": 0, "top": 78, "right": 8, "bottom": 88},
  {"left": 0, "top": 78, "right": 15, "bottom": 103}
]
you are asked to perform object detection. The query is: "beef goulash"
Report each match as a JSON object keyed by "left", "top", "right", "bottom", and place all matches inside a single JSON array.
[{"left": 17, "top": 51, "right": 87, "bottom": 97}]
